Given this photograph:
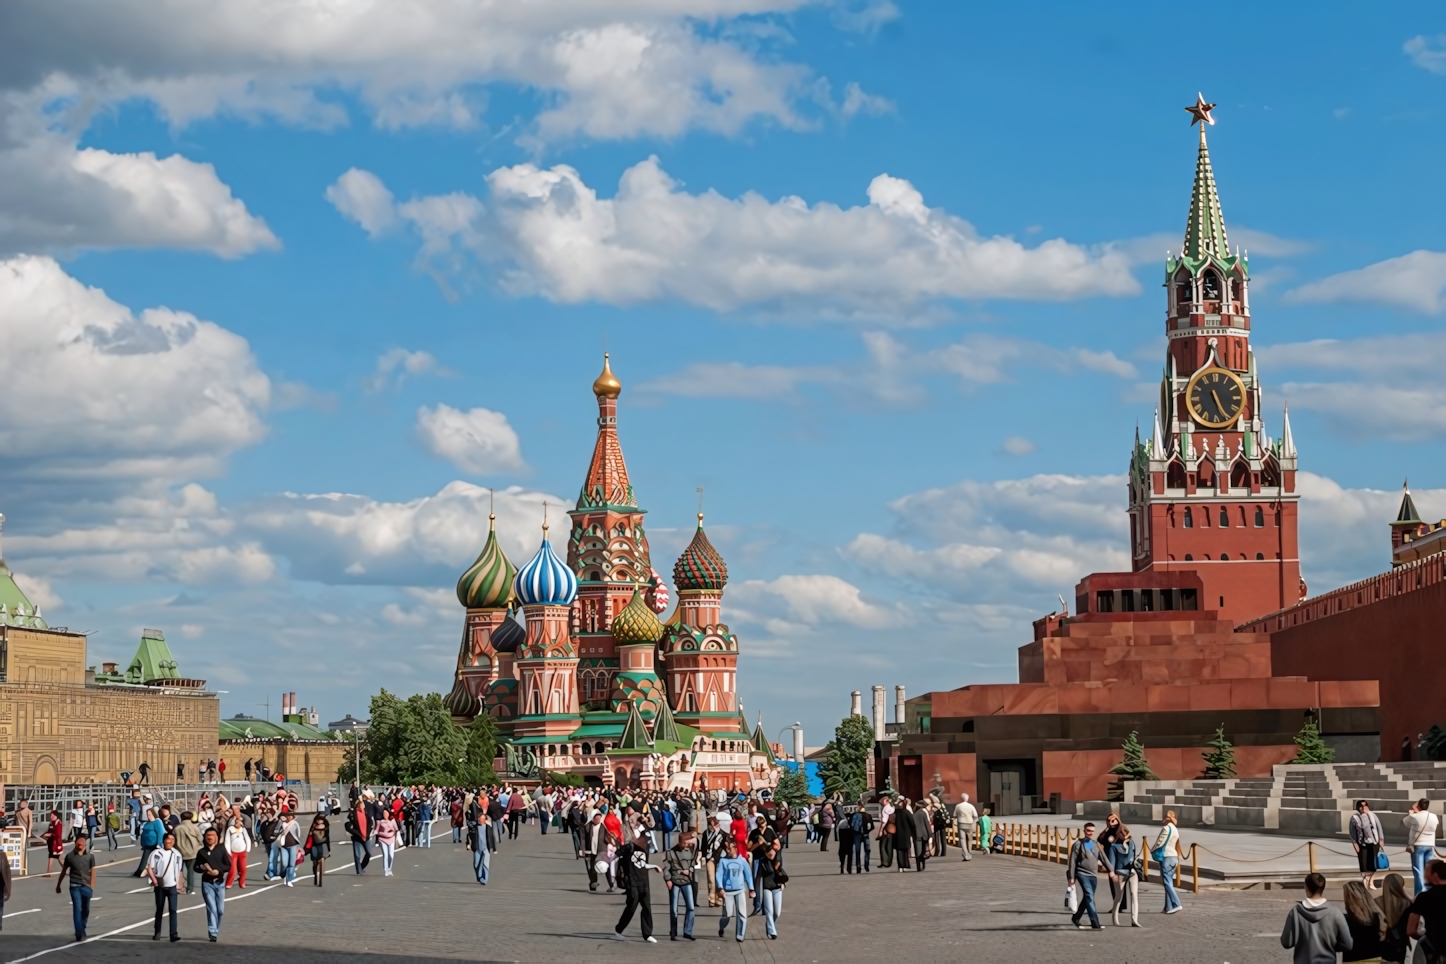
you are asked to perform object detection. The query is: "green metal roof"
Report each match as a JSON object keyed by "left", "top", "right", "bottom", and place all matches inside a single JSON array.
[
  {"left": 615, "top": 700, "right": 652, "bottom": 750},
  {"left": 219, "top": 715, "right": 338, "bottom": 742},
  {"left": 126, "top": 629, "right": 180, "bottom": 684},
  {"left": 0, "top": 559, "right": 47, "bottom": 629},
  {"left": 566, "top": 723, "right": 626, "bottom": 739},
  {"left": 652, "top": 697, "right": 682, "bottom": 745},
  {"left": 1183, "top": 127, "right": 1229, "bottom": 262}
]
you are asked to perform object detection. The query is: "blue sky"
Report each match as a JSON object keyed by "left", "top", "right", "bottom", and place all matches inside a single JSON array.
[{"left": 3, "top": 2, "right": 1446, "bottom": 748}]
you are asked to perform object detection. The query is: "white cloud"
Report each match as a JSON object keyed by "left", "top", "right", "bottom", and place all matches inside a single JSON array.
[
  {"left": 1405, "top": 34, "right": 1446, "bottom": 74},
  {"left": 325, "top": 168, "right": 397, "bottom": 239},
  {"left": 12, "top": 572, "right": 62, "bottom": 612},
  {"left": 1285, "top": 250, "right": 1446, "bottom": 314},
  {"left": 363, "top": 348, "right": 451, "bottom": 392},
  {"left": 335, "top": 157, "right": 1141, "bottom": 316},
  {"left": 837, "top": 81, "right": 894, "bottom": 120},
  {"left": 180, "top": 624, "right": 205, "bottom": 640},
  {"left": 241, "top": 482, "right": 565, "bottom": 586},
  {"left": 0, "top": 256, "right": 270, "bottom": 487},
  {"left": 1, "top": 1, "right": 841, "bottom": 142},
  {"left": 1259, "top": 332, "right": 1446, "bottom": 440},
  {"left": 0, "top": 82, "right": 276, "bottom": 257},
  {"left": 170, "top": 543, "right": 276, "bottom": 585},
  {"left": 641, "top": 362, "right": 832, "bottom": 398},
  {"left": 1001, "top": 436, "right": 1036, "bottom": 456},
  {"left": 729, "top": 573, "right": 898, "bottom": 632},
  {"left": 415, "top": 405, "right": 526, "bottom": 475}
]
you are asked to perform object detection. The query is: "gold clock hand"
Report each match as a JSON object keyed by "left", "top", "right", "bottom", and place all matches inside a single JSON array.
[{"left": 1211, "top": 389, "right": 1227, "bottom": 414}]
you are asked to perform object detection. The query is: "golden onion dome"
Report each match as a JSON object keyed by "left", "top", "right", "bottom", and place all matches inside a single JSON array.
[
  {"left": 611, "top": 584, "right": 663, "bottom": 644},
  {"left": 592, "top": 352, "right": 622, "bottom": 399}
]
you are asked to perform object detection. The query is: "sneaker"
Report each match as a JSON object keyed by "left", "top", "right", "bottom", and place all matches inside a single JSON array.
[
  {"left": 1131, "top": 922, "right": 1143, "bottom": 928},
  {"left": 286, "top": 880, "right": 294, "bottom": 887},
  {"left": 209, "top": 935, "right": 218, "bottom": 942},
  {"left": 1075, "top": 923, "right": 1087, "bottom": 930},
  {"left": 1165, "top": 907, "right": 1181, "bottom": 915},
  {"left": 683, "top": 934, "right": 695, "bottom": 941},
  {"left": 1091, "top": 926, "right": 1103, "bottom": 931},
  {"left": 645, "top": 936, "right": 657, "bottom": 943},
  {"left": 736, "top": 937, "right": 745, "bottom": 943},
  {"left": 610, "top": 931, "right": 626, "bottom": 941},
  {"left": 170, "top": 935, "right": 180, "bottom": 942},
  {"left": 769, "top": 934, "right": 777, "bottom": 940}
]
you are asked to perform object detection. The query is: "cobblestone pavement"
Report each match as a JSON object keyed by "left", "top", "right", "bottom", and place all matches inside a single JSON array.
[{"left": 2, "top": 824, "right": 1298, "bottom": 963}]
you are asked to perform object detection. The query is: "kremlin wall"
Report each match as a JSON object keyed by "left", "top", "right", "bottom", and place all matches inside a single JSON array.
[{"left": 883, "top": 111, "right": 1428, "bottom": 814}]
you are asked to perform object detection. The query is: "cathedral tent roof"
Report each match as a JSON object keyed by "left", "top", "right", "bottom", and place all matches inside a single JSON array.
[
  {"left": 1396, "top": 482, "right": 1421, "bottom": 525},
  {"left": 612, "top": 700, "right": 653, "bottom": 754},
  {"left": 673, "top": 514, "right": 728, "bottom": 591}
]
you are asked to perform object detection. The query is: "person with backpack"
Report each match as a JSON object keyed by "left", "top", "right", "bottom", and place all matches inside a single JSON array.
[
  {"left": 146, "top": 831, "right": 184, "bottom": 942},
  {"left": 757, "top": 838, "right": 787, "bottom": 940},
  {"left": 1281, "top": 872, "right": 1352, "bottom": 964},
  {"left": 664, "top": 831, "right": 700, "bottom": 941},
  {"left": 1066, "top": 822, "right": 1109, "bottom": 930},
  {"left": 851, "top": 802, "right": 874, "bottom": 873}
]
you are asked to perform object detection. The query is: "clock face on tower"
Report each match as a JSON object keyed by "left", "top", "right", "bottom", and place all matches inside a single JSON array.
[{"left": 1186, "top": 367, "right": 1245, "bottom": 428}]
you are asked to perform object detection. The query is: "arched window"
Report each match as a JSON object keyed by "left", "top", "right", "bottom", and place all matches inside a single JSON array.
[
  {"left": 1230, "top": 276, "right": 1243, "bottom": 304},
  {"left": 1184, "top": 553, "right": 1193, "bottom": 561},
  {"left": 588, "top": 570, "right": 601, "bottom": 581},
  {"left": 1254, "top": 506, "right": 1265, "bottom": 527},
  {"left": 582, "top": 742, "right": 592, "bottom": 755},
  {"left": 1219, "top": 507, "right": 1230, "bottom": 527},
  {"left": 1184, "top": 507, "right": 1194, "bottom": 528},
  {"left": 1174, "top": 270, "right": 1192, "bottom": 310},
  {"left": 1274, "top": 511, "right": 1281, "bottom": 527},
  {"left": 1220, "top": 553, "right": 1229, "bottom": 561},
  {"left": 1256, "top": 552, "right": 1265, "bottom": 560},
  {"left": 1167, "top": 461, "right": 1187, "bottom": 489},
  {"left": 1231, "top": 462, "right": 1250, "bottom": 489},
  {"left": 1201, "top": 270, "right": 1222, "bottom": 302}
]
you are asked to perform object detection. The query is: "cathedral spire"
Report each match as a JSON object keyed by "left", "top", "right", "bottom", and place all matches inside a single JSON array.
[
  {"left": 1182, "top": 94, "right": 1229, "bottom": 261},
  {"left": 579, "top": 353, "right": 637, "bottom": 509},
  {"left": 1150, "top": 408, "right": 1167, "bottom": 460},
  {"left": 1396, "top": 479, "right": 1421, "bottom": 525}
]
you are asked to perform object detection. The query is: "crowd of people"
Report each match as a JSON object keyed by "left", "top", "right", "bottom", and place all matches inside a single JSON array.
[{"left": 8, "top": 779, "right": 1446, "bottom": 960}]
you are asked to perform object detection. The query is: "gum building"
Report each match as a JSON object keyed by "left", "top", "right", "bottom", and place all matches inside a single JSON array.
[
  {"left": 890, "top": 104, "right": 1381, "bottom": 814},
  {"left": 0, "top": 535, "right": 218, "bottom": 784}
]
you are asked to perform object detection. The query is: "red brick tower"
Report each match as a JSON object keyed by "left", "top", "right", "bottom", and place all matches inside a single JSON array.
[
  {"left": 567, "top": 354, "right": 655, "bottom": 709},
  {"left": 661, "top": 514, "right": 740, "bottom": 732},
  {"left": 1127, "top": 96, "right": 1302, "bottom": 626}
]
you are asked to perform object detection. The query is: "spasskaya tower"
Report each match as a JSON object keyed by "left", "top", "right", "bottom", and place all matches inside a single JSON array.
[{"left": 1127, "top": 95, "right": 1302, "bottom": 625}]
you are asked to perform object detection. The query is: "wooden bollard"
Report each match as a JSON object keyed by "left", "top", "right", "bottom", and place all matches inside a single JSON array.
[
  {"left": 1308, "top": 841, "right": 1317, "bottom": 874},
  {"left": 1191, "top": 843, "right": 1200, "bottom": 894}
]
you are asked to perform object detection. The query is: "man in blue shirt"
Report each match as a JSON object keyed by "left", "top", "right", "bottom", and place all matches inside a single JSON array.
[{"left": 714, "top": 837, "right": 755, "bottom": 942}]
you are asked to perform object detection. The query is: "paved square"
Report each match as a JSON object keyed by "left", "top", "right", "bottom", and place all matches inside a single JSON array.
[{"left": 3, "top": 825, "right": 1297, "bottom": 963}]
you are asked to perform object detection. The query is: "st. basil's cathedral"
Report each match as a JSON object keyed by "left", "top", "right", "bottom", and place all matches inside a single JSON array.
[{"left": 443, "top": 356, "right": 779, "bottom": 792}]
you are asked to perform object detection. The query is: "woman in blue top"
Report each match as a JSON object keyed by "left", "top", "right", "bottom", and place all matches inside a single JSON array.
[
  {"left": 132, "top": 809, "right": 167, "bottom": 878},
  {"left": 1107, "top": 824, "right": 1141, "bottom": 927}
]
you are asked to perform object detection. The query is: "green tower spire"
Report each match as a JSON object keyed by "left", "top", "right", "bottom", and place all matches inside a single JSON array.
[
  {"left": 652, "top": 696, "right": 682, "bottom": 746},
  {"left": 1183, "top": 124, "right": 1229, "bottom": 261}
]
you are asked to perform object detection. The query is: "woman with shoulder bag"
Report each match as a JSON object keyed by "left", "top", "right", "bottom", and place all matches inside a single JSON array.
[
  {"left": 306, "top": 814, "right": 331, "bottom": 887},
  {"left": 1152, "top": 811, "right": 1183, "bottom": 914},
  {"left": 757, "top": 838, "right": 787, "bottom": 940}
]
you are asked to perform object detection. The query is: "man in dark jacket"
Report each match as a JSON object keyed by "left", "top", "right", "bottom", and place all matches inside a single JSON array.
[
  {"left": 345, "top": 799, "right": 370, "bottom": 875},
  {"left": 193, "top": 828, "right": 229, "bottom": 942},
  {"left": 612, "top": 826, "right": 661, "bottom": 942},
  {"left": 1066, "top": 823, "right": 1109, "bottom": 930},
  {"left": 1281, "top": 872, "right": 1352, "bottom": 964},
  {"left": 912, "top": 804, "right": 933, "bottom": 871}
]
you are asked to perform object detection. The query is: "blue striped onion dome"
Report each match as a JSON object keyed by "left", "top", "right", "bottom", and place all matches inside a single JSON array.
[{"left": 514, "top": 528, "right": 578, "bottom": 606}]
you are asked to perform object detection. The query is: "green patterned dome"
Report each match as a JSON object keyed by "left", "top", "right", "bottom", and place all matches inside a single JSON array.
[
  {"left": 456, "top": 515, "right": 517, "bottom": 609},
  {"left": 673, "top": 513, "right": 727, "bottom": 591},
  {"left": 611, "top": 585, "right": 663, "bottom": 644}
]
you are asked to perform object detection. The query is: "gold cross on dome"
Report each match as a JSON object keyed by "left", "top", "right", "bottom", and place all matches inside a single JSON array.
[{"left": 1185, "top": 93, "right": 1216, "bottom": 127}]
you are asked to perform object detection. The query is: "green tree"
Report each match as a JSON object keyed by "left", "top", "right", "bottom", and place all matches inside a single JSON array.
[
  {"left": 773, "top": 767, "right": 813, "bottom": 807},
  {"left": 816, "top": 714, "right": 875, "bottom": 801},
  {"left": 1289, "top": 716, "right": 1336, "bottom": 765},
  {"left": 335, "top": 689, "right": 499, "bottom": 786},
  {"left": 1201, "top": 724, "right": 1237, "bottom": 778},
  {"left": 1108, "top": 730, "right": 1157, "bottom": 800}
]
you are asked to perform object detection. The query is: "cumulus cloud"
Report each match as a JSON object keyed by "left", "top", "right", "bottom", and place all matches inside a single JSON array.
[
  {"left": 363, "top": 347, "right": 451, "bottom": 392},
  {"left": 332, "top": 158, "right": 1141, "bottom": 316},
  {"left": 1259, "top": 332, "right": 1446, "bottom": 440},
  {"left": 842, "top": 473, "right": 1131, "bottom": 602},
  {"left": 0, "top": 1, "right": 849, "bottom": 141},
  {"left": 12, "top": 572, "right": 62, "bottom": 612},
  {"left": 325, "top": 168, "right": 397, "bottom": 239},
  {"left": 1405, "top": 35, "right": 1446, "bottom": 74},
  {"left": 240, "top": 482, "right": 566, "bottom": 586},
  {"left": 0, "top": 256, "right": 270, "bottom": 489},
  {"left": 1001, "top": 436, "right": 1036, "bottom": 456},
  {"left": 415, "top": 405, "right": 526, "bottom": 475},
  {"left": 728, "top": 573, "right": 899, "bottom": 635},
  {"left": 1285, "top": 250, "right": 1446, "bottom": 314}
]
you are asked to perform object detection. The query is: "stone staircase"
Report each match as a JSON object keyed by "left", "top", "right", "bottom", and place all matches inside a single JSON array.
[{"left": 1085, "top": 762, "right": 1446, "bottom": 841}]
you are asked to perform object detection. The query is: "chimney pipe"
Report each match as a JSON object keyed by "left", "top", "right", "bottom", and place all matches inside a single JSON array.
[
  {"left": 850, "top": 690, "right": 862, "bottom": 717},
  {"left": 792, "top": 724, "right": 804, "bottom": 765},
  {"left": 871, "top": 685, "right": 886, "bottom": 740},
  {"left": 894, "top": 684, "right": 906, "bottom": 727}
]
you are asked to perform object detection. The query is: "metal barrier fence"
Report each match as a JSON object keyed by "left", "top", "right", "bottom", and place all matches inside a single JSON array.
[
  {"left": 984, "top": 822, "right": 1203, "bottom": 893},
  {"left": 3, "top": 782, "right": 346, "bottom": 822}
]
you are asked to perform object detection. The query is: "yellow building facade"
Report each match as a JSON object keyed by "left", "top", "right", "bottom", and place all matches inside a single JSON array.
[{"left": 0, "top": 567, "right": 219, "bottom": 785}]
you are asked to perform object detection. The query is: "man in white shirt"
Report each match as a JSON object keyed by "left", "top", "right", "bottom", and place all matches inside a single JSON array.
[
  {"left": 952, "top": 794, "right": 979, "bottom": 861},
  {"left": 1404, "top": 798, "right": 1440, "bottom": 895},
  {"left": 716, "top": 809, "right": 732, "bottom": 837},
  {"left": 146, "top": 831, "right": 184, "bottom": 942}
]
